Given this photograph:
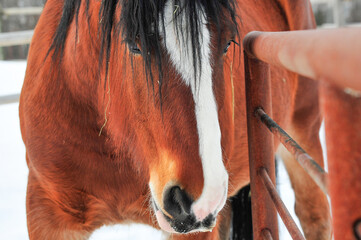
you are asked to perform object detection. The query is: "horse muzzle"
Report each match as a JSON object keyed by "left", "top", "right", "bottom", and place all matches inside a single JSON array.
[{"left": 152, "top": 185, "right": 226, "bottom": 233}]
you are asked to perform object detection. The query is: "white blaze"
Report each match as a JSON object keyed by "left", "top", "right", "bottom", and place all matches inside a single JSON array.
[{"left": 162, "top": 0, "right": 228, "bottom": 221}]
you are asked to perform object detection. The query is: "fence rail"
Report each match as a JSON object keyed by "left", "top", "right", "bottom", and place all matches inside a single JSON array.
[
  {"left": 244, "top": 27, "right": 361, "bottom": 240},
  {"left": 0, "top": 7, "right": 43, "bottom": 16},
  {"left": 0, "top": 6, "right": 42, "bottom": 60},
  {"left": 0, "top": 94, "right": 20, "bottom": 105},
  {"left": 243, "top": 28, "right": 361, "bottom": 92},
  {"left": 0, "top": 30, "right": 33, "bottom": 47}
]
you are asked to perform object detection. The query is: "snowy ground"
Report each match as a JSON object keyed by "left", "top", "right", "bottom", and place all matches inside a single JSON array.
[{"left": 0, "top": 60, "right": 320, "bottom": 239}]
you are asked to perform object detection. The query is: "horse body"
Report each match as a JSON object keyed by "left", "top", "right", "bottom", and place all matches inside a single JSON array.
[{"left": 20, "top": 0, "right": 330, "bottom": 239}]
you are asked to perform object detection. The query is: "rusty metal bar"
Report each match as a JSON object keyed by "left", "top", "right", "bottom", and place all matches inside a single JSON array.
[
  {"left": 259, "top": 168, "right": 305, "bottom": 240},
  {"left": 245, "top": 51, "right": 279, "bottom": 240},
  {"left": 243, "top": 28, "right": 361, "bottom": 93},
  {"left": 320, "top": 82, "right": 361, "bottom": 240},
  {"left": 255, "top": 108, "right": 328, "bottom": 194}
]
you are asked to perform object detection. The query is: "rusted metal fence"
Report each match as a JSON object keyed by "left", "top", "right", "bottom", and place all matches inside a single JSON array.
[{"left": 244, "top": 27, "right": 361, "bottom": 240}]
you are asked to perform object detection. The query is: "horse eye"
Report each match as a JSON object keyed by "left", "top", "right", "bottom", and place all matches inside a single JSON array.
[
  {"left": 129, "top": 43, "right": 141, "bottom": 55},
  {"left": 224, "top": 40, "right": 239, "bottom": 54},
  {"left": 223, "top": 41, "right": 232, "bottom": 54}
]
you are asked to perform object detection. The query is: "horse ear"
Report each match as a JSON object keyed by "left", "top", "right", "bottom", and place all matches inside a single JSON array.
[{"left": 278, "top": 0, "right": 316, "bottom": 30}]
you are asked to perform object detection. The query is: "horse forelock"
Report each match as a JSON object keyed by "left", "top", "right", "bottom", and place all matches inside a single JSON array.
[{"left": 48, "top": 0, "right": 238, "bottom": 93}]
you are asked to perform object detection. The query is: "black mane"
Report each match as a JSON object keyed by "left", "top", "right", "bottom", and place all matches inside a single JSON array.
[{"left": 48, "top": 0, "right": 238, "bottom": 94}]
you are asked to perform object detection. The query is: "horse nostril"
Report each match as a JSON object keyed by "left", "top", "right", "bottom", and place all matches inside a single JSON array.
[
  {"left": 202, "top": 214, "right": 216, "bottom": 228},
  {"left": 163, "top": 186, "right": 193, "bottom": 219}
]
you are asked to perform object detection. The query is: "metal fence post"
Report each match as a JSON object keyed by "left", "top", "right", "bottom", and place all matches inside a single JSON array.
[
  {"left": 320, "top": 83, "right": 361, "bottom": 240},
  {"left": 244, "top": 51, "right": 279, "bottom": 240}
]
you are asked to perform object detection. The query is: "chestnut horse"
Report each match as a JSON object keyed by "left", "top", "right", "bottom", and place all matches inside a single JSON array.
[{"left": 20, "top": 0, "right": 331, "bottom": 239}]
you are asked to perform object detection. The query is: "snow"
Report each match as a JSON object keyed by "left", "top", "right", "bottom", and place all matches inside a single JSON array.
[
  {"left": 0, "top": 61, "right": 28, "bottom": 240},
  {"left": 0, "top": 60, "right": 316, "bottom": 239}
]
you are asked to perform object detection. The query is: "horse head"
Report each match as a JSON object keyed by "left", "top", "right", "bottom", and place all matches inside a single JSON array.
[
  {"left": 48, "top": 0, "right": 238, "bottom": 234},
  {"left": 100, "top": 0, "right": 239, "bottom": 233}
]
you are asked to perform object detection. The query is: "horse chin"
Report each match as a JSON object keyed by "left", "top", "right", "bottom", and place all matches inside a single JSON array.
[
  {"left": 151, "top": 198, "right": 177, "bottom": 233},
  {"left": 155, "top": 210, "right": 177, "bottom": 233}
]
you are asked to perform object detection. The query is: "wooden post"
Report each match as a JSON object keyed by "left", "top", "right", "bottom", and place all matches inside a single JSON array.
[
  {"left": 244, "top": 51, "right": 279, "bottom": 240},
  {"left": 333, "top": 0, "right": 345, "bottom": 27},
  {"left": 0, "top": 3, "right": 4, "bottom": 60}
]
